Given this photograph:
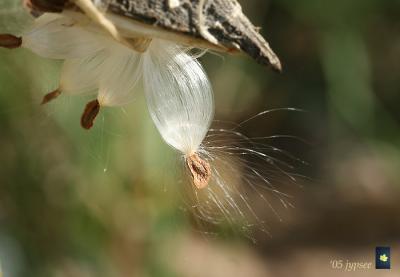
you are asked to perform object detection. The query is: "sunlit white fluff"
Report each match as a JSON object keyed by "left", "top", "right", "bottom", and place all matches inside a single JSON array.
[
  {"left": 58, "top": 50, "right": 107, "bottom": 96},
  {"left": 1, "top": 12, "right": 140, "bottom": 108},
  {"left": 0, "top": 2, "right": 302, "bottom": 237},
  {"left": 1, "top": 11, "right": 212, "bottom": 127},
  {"left": 97, "top": 46, "right": 142, "bottom": 106},
  {"left": 188, "top": 127, "right": 303, "bottom": 238},
  {"left": 141, "top": 43, "right": 301, "bottom": 236},
  {"left": 143, "top": 40, "right": 214, "bottom": 155},
  {"left": 148, "top": 103, "right": 302, "bottom": 238},
  {"left": 22, "top": 14, "right": 107, "bottom": 60}
]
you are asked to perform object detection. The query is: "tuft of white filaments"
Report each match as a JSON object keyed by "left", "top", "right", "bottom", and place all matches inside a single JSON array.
[
  {"left": 143, "top": 40, "right": 214, "bottom": 156},
  {"left": 0, "top": 3, "right": 303, "bottom": 236},
  {"left": 144, "top": 71, "right": 304, "bottom": 237},
  {"left": 0, "top": 9, "right": 202, "bottom": 129},
  {"left": 141, "top": 43, "right": 303, "bottom": 236},
  {"left": 0, "top": 12, "right": 144, "bottom": 128},
  {"left": 187, "top": 126, "right": 305, "bottom": 238},
  {"left": 143, "top": 39, "right": 214, "bottom": 189}
]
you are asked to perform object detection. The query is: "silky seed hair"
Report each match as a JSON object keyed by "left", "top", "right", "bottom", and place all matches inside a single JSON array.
[
  {"left": 0, "top": 1, "right": 303, "bottom": 237},
  {"left": 1, "top": 3, "right": 213, "bottom": 130},
  {"left": 143, "top": 39, "right": 214, "bottom": 155},
  {"left": 139, "top": 37, "right": 303, "bottom": 236},
  {"left": 185, "top": 124, "right": 306, "bottom": 239},
  {"left": 154, "top": 107, "right": 305, "bottom": 238},
  {"left": 21, "top": 14, "right": 107, "bottom": 60}
]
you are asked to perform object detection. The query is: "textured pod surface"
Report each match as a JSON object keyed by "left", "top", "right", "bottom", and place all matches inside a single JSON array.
[
  {"left": 107, "top": 0, "right": 281, "bottom": 70},
  {"left": 31, "top": 0, "right": 281, "bottom": 70}
]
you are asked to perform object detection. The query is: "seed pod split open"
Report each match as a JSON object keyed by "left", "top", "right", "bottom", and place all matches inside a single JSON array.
[{"left": 27, "top": 0, "right": 282, "bottom": 70}]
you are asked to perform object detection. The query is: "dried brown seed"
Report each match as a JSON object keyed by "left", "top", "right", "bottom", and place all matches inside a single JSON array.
[
  {"left": 186, "top": 153, "right": 211, "bottom": 189},
  {"left": 80, "top": 99, "right": 100, "bottom": 130},
  {"left": 0, "top": 34, "right": 22, "bottom": 49},
  {"left": 41, "top": 89, "right": 61, "bottom": 105}
]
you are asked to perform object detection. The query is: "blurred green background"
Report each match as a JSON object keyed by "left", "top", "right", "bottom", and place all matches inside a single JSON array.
[{"left": 1, "top": 0, "right": 400, "bottom": 276}]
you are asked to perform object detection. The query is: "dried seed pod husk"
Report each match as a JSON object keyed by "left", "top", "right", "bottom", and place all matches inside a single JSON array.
[
  {"left": 32, "top": 0, "right": 281, "bottom": 70},
  {"left": 108, "top": 0, "right": 282, "bottom": 70}
]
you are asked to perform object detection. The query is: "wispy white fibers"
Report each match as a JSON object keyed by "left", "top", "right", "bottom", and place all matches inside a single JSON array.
[
  {"left": 97, "top": 46, "right": 142, "bottom": 106},
  {"left": 1, "top": 8, "right": 150, "bottom": 128},
  {"left": 30, "top": 14, "right": 141, "bottom": 107},
  {"left": 0, "top": 11, "right": 143, "bottom": 126},
  {"left": 190, "top": 127, "right": 303, "bottom": 239},
  {"left": 22, "top": 14, "right": 107, "bottom": 60},
  {"left": 142, "top": 41, "right": 301, "bottom": 237},
  {"left": 0, "top": 1, "right": 301, "bottom": 237},
  {"left": 143, "top": 40, "right": 214, "bottom": 155},
  {"left": 59, "top": 50, "right": 108, "bottom": 96}
]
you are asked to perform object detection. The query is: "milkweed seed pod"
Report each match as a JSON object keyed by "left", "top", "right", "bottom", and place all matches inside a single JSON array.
[
  {"left": 0, "top": 1, "right": 300, "bottom": 237},
  {"left": 26, "top": 0, "right": 282, "bottom": 70},
  {"left": 2, "top": 0, "right": 281, "bottom": 130}
]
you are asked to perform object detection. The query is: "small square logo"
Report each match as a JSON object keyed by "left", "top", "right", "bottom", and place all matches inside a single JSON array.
[{"left": 376, "top": 247, "right": 390, "bottom": 269}]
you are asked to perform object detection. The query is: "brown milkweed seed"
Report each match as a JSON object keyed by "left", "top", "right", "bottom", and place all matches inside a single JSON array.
[
  {"left": 41, "top": 89, "right": 61, "bottom": 105},
  {"left": 80, "top": 99, "right": 100, "bottom": 130},
  {"left": 0, "top": 34, "right": 22, "bottom": 49},
  {"left": 186, "top": 153, "right": 211, "bottom": 189}
]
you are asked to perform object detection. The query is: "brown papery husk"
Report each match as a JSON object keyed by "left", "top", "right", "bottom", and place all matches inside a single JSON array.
[{"left": 186, "top": 153, "right": 212, "bottom": 190}]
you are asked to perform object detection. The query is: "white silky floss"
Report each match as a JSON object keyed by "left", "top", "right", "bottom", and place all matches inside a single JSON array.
[
  {"left": 143, "top": 41, "right": 214, "bottom": 156},
  {"left": 1, "top": 8, "right": 216, "bottom": 187},
  {"left": 1, "top": 5, "right": 295, "bottom": 236},
  {"left": 142, "top": 40, "right": 214, "bottom": 189},
  {"left": 19, "top": 14, "right": 140, "bottom": 106},
  {"left": 0, "top": 12, "right": 211, "bottom": 131},
  {"left": 0, "top": 9, "right": 214, "bottom": 157}
]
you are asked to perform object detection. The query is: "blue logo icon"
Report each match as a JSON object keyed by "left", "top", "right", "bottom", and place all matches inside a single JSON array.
[{"left": 376, "top": 247, "right": 390, "bottom": 269}]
